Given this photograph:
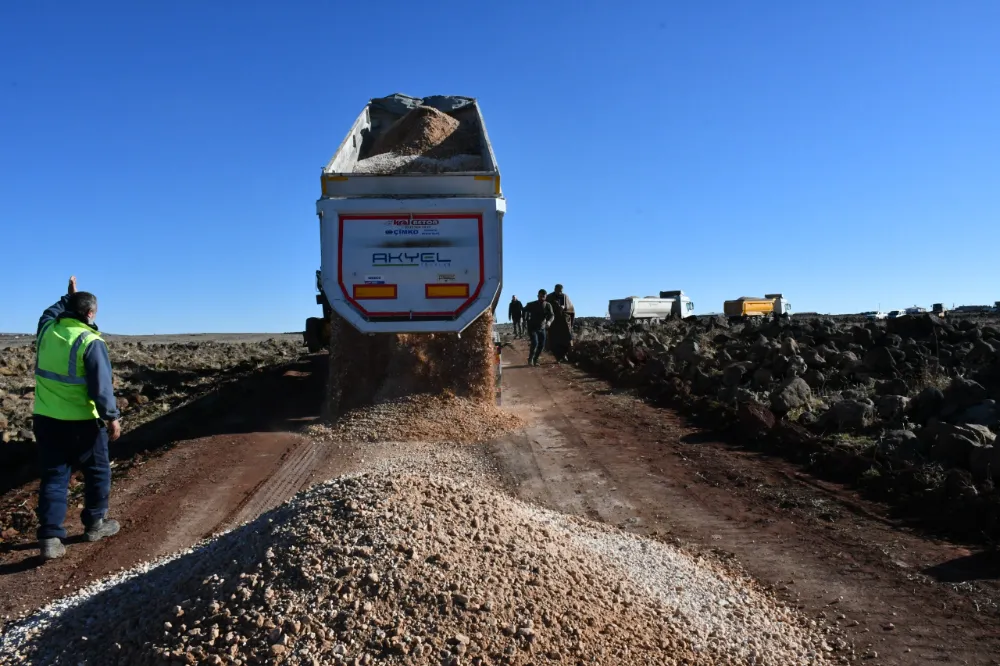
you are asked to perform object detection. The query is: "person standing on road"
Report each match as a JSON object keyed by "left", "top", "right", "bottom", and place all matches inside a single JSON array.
[
  {"left": 523, "top": 289, "right": 555, "bottom": 366},
  {"left": 508, "top": 295, "right": 524, "bottom": 338},
  {"left": 546, "top": 284, "right": 576, "bottom": 362},
  {"left": 550, "top": 284, "right": 575, "bottom": 334},
  {"left": 33, "top": 276, "right": 121, "bottom": 561}
]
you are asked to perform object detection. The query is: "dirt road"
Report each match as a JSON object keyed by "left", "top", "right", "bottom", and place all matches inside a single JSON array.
[
  {"left": 493, "top": 345, "right": 1000, "bottom": 665},
  {"left": 2, "top": 341, "right": 999, "bottom": 664}
]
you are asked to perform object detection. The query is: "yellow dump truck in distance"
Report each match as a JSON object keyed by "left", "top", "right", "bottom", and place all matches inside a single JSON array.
[{"left": 723, "top": 294, "right": 791, "bottom": 319}]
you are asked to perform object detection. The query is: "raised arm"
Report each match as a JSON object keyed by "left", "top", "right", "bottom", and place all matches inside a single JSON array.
[{"left": 37, "top": 276, "right": 77, "bottom": 336}]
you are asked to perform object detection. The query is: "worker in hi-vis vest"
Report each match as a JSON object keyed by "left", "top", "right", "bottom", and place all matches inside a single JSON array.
[{"left": 33, "top": 276, "right": 121, "bottom": 561}]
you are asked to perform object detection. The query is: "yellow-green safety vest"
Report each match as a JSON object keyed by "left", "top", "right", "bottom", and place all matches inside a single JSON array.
[{"left": 34, "top": 318, "right": 103, "bottom": 420}]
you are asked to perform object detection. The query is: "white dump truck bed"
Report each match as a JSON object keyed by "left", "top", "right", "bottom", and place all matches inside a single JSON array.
[
  {"left": 316, "top": 94, "right": 505, "bottom": 335},
  {"left": 320, "top": 94, "right": 502, "bottom": 199}
]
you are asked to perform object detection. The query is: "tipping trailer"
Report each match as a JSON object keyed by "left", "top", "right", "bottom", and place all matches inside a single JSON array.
[
  {"left": 723, "top": 294, "right": 791, "bottom": 320},
  {"left": 608, "top": 291, "right": 694, "bottom": 321},
  {"left": 305, "top": 94, "right": 506, "bottom": 405}
]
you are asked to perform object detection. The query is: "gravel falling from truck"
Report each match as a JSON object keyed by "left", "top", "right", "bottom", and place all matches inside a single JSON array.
[{"left": 325, "top": 311, "right": 497, "bottom": 419}]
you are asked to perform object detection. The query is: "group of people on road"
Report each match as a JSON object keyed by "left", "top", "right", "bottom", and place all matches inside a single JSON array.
[{"left": 508, "top": 284, "right": 576, "bottom": 367}]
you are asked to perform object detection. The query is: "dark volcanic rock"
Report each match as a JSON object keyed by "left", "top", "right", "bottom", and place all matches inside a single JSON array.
[
  {"left": 876, "top": 395, "right": 909, "bottom": 421},
  {"left": 969, "top": 445, "right": 1000, "bottom": 480},
  {"left": 722, "top": 362, "right": 750, "bottom": 388},
  {"left": 823, "top": 399, "right": 875, "bottom": 431},
  {"left": 863, "top": 347, "right": 897, "bottom": 374},
  {"left": 803, "top": 369, "right": 827, "bottom": 389},
  {"left": 770, "top": 377, "right": 812, "bottom": 413},
  {"left": 876, "top": 378, "right": 909, "bottom": 397},
  {"left": 956, "top": 400, "right": 1000, "bottom": 427},
  {"left": 751, "top": 367, "right": 774, "bottom": 389},
  {"left": 801, "top": 348, "right": 827, "bottom": 368},
  {"left": 673, "top": 338, "right": 702, "bottom": 365},
  {"left": 942, "top": 377, "right": 989, "bottom": 416},
  {"left": 887, "top": 313, "right": 949, "bottom": 339},
  {"left": 909, "top": 387, "right": 945, "bottom": 423},
  {"left": 738, "top": 401, "right": 775, "bottom": 436},
  {"left": 828, "top": 351, "right": 860, "bottom": 370},
  {"left": 921, "top": 422, "right": 996, "bottom": 468}
]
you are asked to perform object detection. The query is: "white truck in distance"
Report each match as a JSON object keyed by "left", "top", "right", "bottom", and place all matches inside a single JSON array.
[{"left": 608, "top": 291, "right": 695, "bottom": 322}]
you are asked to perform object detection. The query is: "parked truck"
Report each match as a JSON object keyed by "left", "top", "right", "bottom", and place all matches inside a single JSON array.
[
  {"left": 723, "top": 294, "right": 791, "bottom": 321},
  {"left": 305, "top": 94, "right": 506, "bottom": 410},
  {"left": 608, "top": 290, "right": 694, "bottom": 322}
]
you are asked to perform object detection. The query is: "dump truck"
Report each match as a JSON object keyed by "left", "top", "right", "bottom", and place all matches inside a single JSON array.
[
  {"left": 608, "top": 291, "right": 694, "bottom": 322},
  {"left": 723, "top": 294, "right": 791, "bottom": 320},
  {"left": 305, "top": 94, "right": 505, "bottom": 411}
]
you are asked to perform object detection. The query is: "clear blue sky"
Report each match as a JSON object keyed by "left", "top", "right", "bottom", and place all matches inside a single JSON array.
[{"left": 3, "top": 2, "right": 999, "bottom": 333}]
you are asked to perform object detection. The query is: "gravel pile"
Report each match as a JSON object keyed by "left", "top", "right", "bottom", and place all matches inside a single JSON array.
[
  {"left": 308, "top": 393, "right": 522, "bottom": 444},
  {"left": 0, "top": 471, "right": 835, "bottom": 666},
  {"left": 369, "top": 105, "right": 460, "bottom": 157},
  {"left": 354, "top": 153, "right": 482, "bottom": 175},
  {"left": 353, "top": 103, "right": 483, "bottom": 175}
]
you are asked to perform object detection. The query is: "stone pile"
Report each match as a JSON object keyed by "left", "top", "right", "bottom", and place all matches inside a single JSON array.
[
  {"left": 0, "top": 472, "right": 837, "bottom": 665},
  {"left": 570, "top": 314, "right": 1000, "bottom": 538}
]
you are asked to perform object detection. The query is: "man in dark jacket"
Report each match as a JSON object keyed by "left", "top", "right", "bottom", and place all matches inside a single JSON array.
[
  {"left": 547, "top": 284, "right": 576, "bottom": 362},
  {"left": 33, "top": 276, "right": 121, "bottom": 561},
  {"left": 523, "top": 289, "right": 555, "bottom": 366},
  {"left": 508, "top": 295, "right": 524, "bottom": 338}
]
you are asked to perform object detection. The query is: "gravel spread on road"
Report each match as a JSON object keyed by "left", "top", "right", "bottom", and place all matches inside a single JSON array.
[
  {"left": 308, "top": 393, "right": 523, "bottom": 444},
  {"left": 0, "top": 469, "right": 834, "bottom": 666}
]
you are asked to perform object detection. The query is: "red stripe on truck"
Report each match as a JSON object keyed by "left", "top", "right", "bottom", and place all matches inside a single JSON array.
[{"left": 337, "top": 214, "right": 485, "bottom": 318}]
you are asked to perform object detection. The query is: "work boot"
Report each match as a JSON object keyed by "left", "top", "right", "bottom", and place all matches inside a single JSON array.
[
  {"left": 84, "top": 518, "right": 120, "bottom": 543},
  {"left": 39, "top": 538, "right": 66, "bottom": 561}
]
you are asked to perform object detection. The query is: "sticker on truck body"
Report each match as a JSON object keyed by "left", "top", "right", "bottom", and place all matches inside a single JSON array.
[{"left": 338, "top": 214, "right": 485, "bottom": 319}]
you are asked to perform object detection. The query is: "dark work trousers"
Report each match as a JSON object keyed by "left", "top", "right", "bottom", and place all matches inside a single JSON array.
[
  {"left": 528, "top": 328, "right": 547, "bottom": 364},
  {"left": 513, "top": 318, "right": 523, "bottom": 337},
  {"left": 34, "top": 415, "right": 111, "bottom": 540}
]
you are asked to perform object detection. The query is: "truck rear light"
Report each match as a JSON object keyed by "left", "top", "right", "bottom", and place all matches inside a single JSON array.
[
  {"left": 353, "top": 284, "right": 398, "bottom": 300},
  {"left": 425, "top": 284, "right": 470, "bottom": 299}
]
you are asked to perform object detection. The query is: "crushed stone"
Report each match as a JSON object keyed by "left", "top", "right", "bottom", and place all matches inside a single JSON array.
[
  {"left": 0, "top": 469, "right": 836, "bottom": 666},
  {"left": 369, "top": 105, "right": 459, "bottom": 157},
  {"left": 308, "top": 393, "right": 522, "bottom": 444},
  {"left": 353, "top": 153, "right": 483, "bottom": 174},
  {"left": 325, "top": 311, "right": 498, "bottom": 418}
]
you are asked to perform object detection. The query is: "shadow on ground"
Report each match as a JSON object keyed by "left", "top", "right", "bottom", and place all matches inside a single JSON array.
[
  {"left": 923, "top": 550, "right": 1000, "bottom": 583},
  {"left": 112, "top": 355, "right": 326, "bottom": 458}
]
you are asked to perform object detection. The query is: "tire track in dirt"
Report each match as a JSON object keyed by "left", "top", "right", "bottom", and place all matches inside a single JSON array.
[
  {"left": 223, "top": 438, "right": 323, "bottom": 530},
  {"left": 492, "top": 341, "right": 1000, "bottom": 665}
]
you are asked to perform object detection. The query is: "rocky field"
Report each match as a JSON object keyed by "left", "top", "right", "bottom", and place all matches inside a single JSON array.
[{"left": 570, "top": 314, "right": 1000, "bottom": 542}]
